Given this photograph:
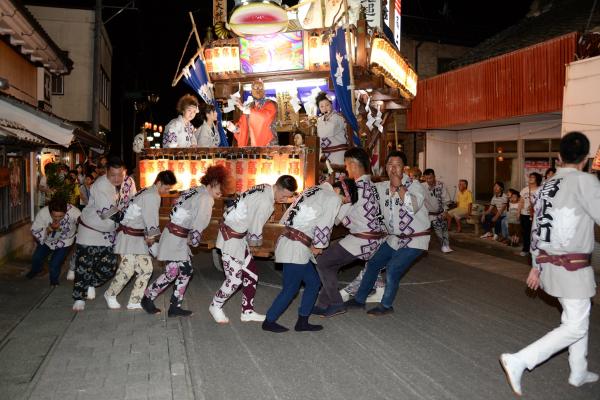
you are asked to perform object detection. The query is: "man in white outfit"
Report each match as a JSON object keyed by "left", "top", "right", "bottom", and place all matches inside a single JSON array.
[{"left": 500, "top": 132, "right": 599, "bottom": 396}]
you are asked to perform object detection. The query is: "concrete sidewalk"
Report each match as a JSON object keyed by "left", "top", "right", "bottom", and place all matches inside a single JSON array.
[{"left": 1, "top": 243, "right": 599, "bottom": 400}]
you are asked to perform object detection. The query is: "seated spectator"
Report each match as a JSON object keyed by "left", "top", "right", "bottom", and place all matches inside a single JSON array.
[
  {"left": 447, "top": 179, "right": 473, "bottom": 233},
  {"left": 480, "top": 181, "right": 508, "bottom": 240}
]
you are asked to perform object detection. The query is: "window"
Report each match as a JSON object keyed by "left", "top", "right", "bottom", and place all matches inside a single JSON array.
[
  {"left": 51, "top": 75, "right": 64, "bottom": 95},
  {"left": 100, "top": 68, "right": 110, "bottom": 109},
  {"left": 474, "top": 140, "right": 518, "bottom": 201}
]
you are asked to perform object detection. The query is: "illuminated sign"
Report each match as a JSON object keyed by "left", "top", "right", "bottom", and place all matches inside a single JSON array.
[{"left": 239, "top": 32, "right": 304, "bottom": 74}]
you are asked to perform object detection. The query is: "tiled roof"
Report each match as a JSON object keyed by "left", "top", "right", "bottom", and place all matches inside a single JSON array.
[{"left": 450, "top": 0, "right": 600, "bottom": 69}]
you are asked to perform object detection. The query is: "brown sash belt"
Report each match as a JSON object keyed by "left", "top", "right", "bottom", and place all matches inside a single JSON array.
[
  {"left": 117, "top": 225, "right": 145, "bottom": 237},
  {"left": 281, "top": 226, "right": 313, "bottom": 248},
  {"left": 429, "top": 211, "right": 444, "bottom": 216},
  {"left": 322, "top": 144, "right": 349, "bottom": 153},
  {"left": 219, "top": 222, "right": 247, "bottom": 241},
  {"left": 352, "top": 231, "right": 387, "bottom": 240},
  {"left": 536, "top": 249, "right": 592, "bottom": 272},
  {"left": 166, "top": 222, "right": 190, "bottom": 239},
  {"left": 394, "top": 230, "right": 431, "bottom": 240},
  {"left": 77, "top": 217, "right": 113, "bottom": 235}
]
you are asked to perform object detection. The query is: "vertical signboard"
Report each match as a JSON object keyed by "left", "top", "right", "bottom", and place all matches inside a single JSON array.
[
  {"left": 394, "top": 0, "right": 401, "bottom": 50},
  {"left": 213, "top": 0, "right": 227, "bottom": 24},
  {"left": 361, "top": 0, "right": 382, "bottom": 30}
]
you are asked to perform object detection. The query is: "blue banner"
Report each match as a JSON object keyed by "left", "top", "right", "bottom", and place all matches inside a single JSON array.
[
  {"left": 329, "top": 27, "right": 361, "bottom": 146},
  {"left": 183, "top": 57, "right": 229, "bottom": 146}
]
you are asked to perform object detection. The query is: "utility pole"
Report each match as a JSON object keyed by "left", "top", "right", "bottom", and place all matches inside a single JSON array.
[{"left": 91, "top": 0, "right": 102, "bottom": 137}]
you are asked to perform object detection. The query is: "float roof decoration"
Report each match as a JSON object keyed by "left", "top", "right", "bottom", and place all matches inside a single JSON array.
[{"left": 229, "top": 0, "right": 288, "bottom": 37}]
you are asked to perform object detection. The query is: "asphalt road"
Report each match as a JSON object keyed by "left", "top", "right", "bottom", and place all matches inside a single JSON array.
[{"left": 1, "top": 244, "right": 599, "bottom": 400}]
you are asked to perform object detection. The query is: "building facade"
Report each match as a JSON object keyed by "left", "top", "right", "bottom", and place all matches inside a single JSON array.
[{"left": 27, "top": 5, "right": 113, "bottom": 134}]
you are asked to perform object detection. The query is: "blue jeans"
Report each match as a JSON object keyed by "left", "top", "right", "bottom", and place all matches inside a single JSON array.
[
  {"left": 31, "top": 244, "right": 70, "bottom": 284},
  {"left": 266, "top": 261, "right": 321, "bottom": 322},
  {"left": 482, "top": 214, "right": 504, "bottom": 235},
  {"left": 355, "top": 243, "right": 423, "bottom": 308}
]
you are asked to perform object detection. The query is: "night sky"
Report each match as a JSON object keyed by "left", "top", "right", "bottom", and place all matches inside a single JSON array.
[{"left": 25, "top": 0, "right": 533, "bottom": 168}]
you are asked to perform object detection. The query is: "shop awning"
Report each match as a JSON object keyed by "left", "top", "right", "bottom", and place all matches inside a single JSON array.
[
  {"left": 0, "top": 96, "right": 74, "bottom": 147},
  {"left": 0, "top": 119, "right": 51, "bottom": 146}
]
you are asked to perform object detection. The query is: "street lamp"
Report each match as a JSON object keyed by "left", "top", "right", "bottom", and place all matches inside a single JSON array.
[{"left": 0, "top": 77, "right": 9, "bottom": 91}]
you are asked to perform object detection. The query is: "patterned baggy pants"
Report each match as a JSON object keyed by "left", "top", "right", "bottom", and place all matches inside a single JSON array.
[
  {"left": 106, "top": 254, "right": 153, "bottom": 305},
  {"left": 145, "top": 260, "right": 193, "bottom": 308},
  {"left": 211, "top": 250, "right": 258, "bottom": 314},
  {"left": 72, "top": 244, "right": 118, "bottom": 301},
  {"left": 431, "top": 215, "right": 450, "bottom": 248}
]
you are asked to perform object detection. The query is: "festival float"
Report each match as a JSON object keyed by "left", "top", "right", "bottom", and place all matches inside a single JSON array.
[{"left": 135, "top": 0, "right": 418, "bottom": 259}]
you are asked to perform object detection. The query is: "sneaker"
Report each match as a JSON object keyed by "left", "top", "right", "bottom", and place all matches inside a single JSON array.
[
  {"left": 366, "top": 287, "right": 385, "bottom": 303},
  {"left": 168, "top": 306, "right": 193, "bottom": 317},
  {"left": 66, "top": 270, "right": 75, "bottom": 281},
  {"left": 141, "top": 296, "right": 161, "bottom": 314},
  {"left": 25, "top": 271, "right": 37, "bottom": 280},
  {"left": 480, "top": 232, "right": 492, "bottom": 239},
  {"left": 323, "top": 304, "right": 347, "bottom": 318},
  {"left": 103, "top": 292, "right": 121, "bottom": 309},
  {"left": 499, "top": 353, "right": 526, "bottom": 396},
  {"left": 344, "top": 299, "right": 366, "bottom": 309},
  {"left": 72, "top": 300, "right": 85, "bottom": 311},
  {"left": 339, "top": 289, "right": 351, "bottom": 302},
  {"left": 240, "top": 310, "right": 266, "bottom": 322},
  {"left": 366, "top": 305, "right": 394, "bottom": 316},
  {"left": 312, "top": 305, "right": 328, "bottom": 316},
  {"left": 519, "top": 251, "right": 529, "bottom": 257},
  {"left": 87, "top": 286, "right": 96, "bottom": 300},
  {"left": 50, "top": 282, "right": 59, "bottom": 287},
  {"left": 492, "top": 234, "right": 499, "bottom": 241},
  {"left": 209, "top": 304, "right": 229, "bottom": 324},
  {"left": 126, "top": 302, "right": 143, "bottom": 310},
  {"left": 441, "top": 245, "right": 454, "bottom": 253},
  {"left": 262, "top": 320, "right": 289, "bottom": 333}
]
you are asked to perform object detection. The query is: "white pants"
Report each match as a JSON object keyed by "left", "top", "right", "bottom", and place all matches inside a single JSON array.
[{"left": 515, "top": 298, "right": 591, "bottom": 378}]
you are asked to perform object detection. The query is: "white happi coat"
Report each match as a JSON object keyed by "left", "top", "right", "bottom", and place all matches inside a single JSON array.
[
  {"left": 162, "top": 115, "right": 197, "bottom": 148},
  {"left": 76, "top": 175, "right": 120, "bottom": 247},
  {"left": 195, "top": 121, "right": 220, "bottom": 147},
  {"left": 114, "top": 185, "right": 161, "bottom": 256},
  {"left": 317, "top": 111, "right": 348, "bottom": 165},
  {"left": 216, "top": 184, "right": 275, "bottom": 261},
  {"left": 156, "top": 186, "right": 214, "bottom": 262},
  {"left": 118, "top": 175, "right": 137, "bottom": 210},
  {"left": 531, "top": 167, "right": 600, "bottom": 299},
  {"left": 275, "top": 182, "right": 342, "bottom": 264},
  {"left": 374, "top": 175, "right": 431, "bottom": 251},
  {"left": 337, "top": 175, "right": 386, "bottom": 260},
  {"left": 31, "top": 204, "right": 81, "bottom": 249},
  {"left": 423, "top": 180, "right": 451, "bottom": 220}
]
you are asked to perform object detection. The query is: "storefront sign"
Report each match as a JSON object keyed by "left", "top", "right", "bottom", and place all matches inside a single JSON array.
[
  {"left": 239, "top": 32, "right": 304, "bottom": 73},
  {"left": 524, "top": 159, "right": 550, "bottom": 182}
]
